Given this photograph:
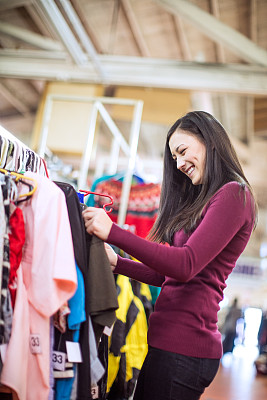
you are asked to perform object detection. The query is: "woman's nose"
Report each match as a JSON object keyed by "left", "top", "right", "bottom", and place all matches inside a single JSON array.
[{"left": 176, "top": 157, "right": 185, "bottom": 170}]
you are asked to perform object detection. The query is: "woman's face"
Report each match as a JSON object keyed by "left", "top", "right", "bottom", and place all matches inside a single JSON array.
[{"left": 169, "top": 128, "right": 206, "bottom": 185}]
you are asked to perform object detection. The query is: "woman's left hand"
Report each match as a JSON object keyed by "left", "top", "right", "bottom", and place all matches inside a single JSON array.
[{"left": 82, "top": 207, "right": 113, "bottom": 241}]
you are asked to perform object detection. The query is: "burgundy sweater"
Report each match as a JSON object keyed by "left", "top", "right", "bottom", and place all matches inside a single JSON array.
[{"left": 107, "top": 182, "right": 254, "bottom": 359}]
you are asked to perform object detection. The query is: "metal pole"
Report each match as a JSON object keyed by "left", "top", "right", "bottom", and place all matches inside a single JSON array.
[
  {"left": 108, "top": 138, "right": 120, "bottom": 175},
  {"left": 38, "top": 95, "right": 53, "bottom": 157},
  {"left": 97, "top": 102, "right": 130, "bottom": 156},
  {"left": 78, "top": 101, "right": 99, "bottom": 188},
  {"left": 118, "top": 100, "right": 143, "bottom": 226}
]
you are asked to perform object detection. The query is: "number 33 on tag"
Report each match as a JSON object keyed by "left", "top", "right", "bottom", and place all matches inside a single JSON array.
[
  {"left": 52, "top": 351, "right": 66, "bottom": 371},
  {"left": 30, "top": 334, "right": 42, "bottom": 354}
]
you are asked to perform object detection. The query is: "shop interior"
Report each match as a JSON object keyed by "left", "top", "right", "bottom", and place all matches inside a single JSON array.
[{"left": 0, "top": 1, "right": 267, "bottom": 399}]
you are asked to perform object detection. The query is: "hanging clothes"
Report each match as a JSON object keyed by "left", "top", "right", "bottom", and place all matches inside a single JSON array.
[
  {"left": 54, "top": 181, "right": 91, "bottom": 400},
  {"left": 54, "top": 263, "right": 86, "bottom": 400},
  {"left": 86, "top": 175, "right": 157, "bottom": 399},
  {"left": 107, "top": 275, "right": 149, "bottom": 400},
  {"left": 8, "top": 206, "right": 25, "bottom": 308},
  {"left": 55, "top": 181, "right": 119, "bottom": 400},
  {"left": 0, "top": 171, "right": 77, "bottom": 400},
  {"left": 0, "top": 175, "right": 12, "bottom": 345}
]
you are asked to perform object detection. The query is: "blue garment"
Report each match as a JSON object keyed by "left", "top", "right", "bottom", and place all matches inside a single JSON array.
[
  {"left": 55, "top": 264, "right": 86, "bottom": 400},
  {"left": 76, "top": 192, "right": 85, "bottom": 203},
  {"left": 148, "top": 286, "right": 161, "bottom": 306}
]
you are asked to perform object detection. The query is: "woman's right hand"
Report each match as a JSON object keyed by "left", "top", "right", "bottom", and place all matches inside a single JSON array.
[{"left": 104, "top": 243, "right": 118, "bottom": 272}]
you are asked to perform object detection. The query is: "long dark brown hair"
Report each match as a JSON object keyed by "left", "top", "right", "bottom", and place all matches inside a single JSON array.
[{"left": 149, "top": 111, "right": 257, "bottom": 244}]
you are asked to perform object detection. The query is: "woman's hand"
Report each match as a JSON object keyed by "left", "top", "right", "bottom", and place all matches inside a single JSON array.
[
  {"left": 104, "top": 243, "right": 118, "bottom": 271},
  {"left": 82, "top": 207, "right": 113, "bottom": 241}
]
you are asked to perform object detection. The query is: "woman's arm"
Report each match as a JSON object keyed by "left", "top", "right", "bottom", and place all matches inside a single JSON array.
[
  {"left": 83, "top": 182, "right": 253, "bottom": 283},
  {"left": 114, "top": 255, "right": 165, "bottom": 287},
  {"left": 107, "top": 183, "right": 253, "bottom": 282}
]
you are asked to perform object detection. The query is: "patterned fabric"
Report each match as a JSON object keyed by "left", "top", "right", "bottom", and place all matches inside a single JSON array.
[
  {"left": 2, "top": 289, "right": 13, "bottom": 344},
  {"left": 107, "top": 275, "right": 148, "bottom": 399},
  {"left": 94, "top": 179, "right": 160, "bottom": 238},
  {"left": 0, "top": 176, "right": 5, "bottom": 300},
  {"left": 0, "top": 176, "right": 11, "bottom": 344},
  {"left": 53, "top": 303, "right": 71, "bottom": 334}
]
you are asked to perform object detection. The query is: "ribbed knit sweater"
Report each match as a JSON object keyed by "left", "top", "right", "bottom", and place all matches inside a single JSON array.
[{"left": 107, "top": 182, "right": 255, "bottom": 359}]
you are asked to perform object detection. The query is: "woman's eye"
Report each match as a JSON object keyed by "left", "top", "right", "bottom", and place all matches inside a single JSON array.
[{"left": 180, "top": 149, "right": 186, "bottom": 155}]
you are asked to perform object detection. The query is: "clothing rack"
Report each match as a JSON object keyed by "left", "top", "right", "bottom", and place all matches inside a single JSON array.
[
  {"left": 0, "top": 127, "right": 23, "bottom": 400},
  {"left": 0, "top": 125, "right": 32, "bottom": 153},
  {"left": 0, "top": 125, "right": 47, "bottom": 176}
]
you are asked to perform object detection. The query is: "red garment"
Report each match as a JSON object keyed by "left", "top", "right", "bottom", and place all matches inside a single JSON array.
[
  {"left": 8, "top": 207, "right": 25, "bottom": 307},
  {"left": 94, "top": 179, "right": 161, "bottom": 238}
]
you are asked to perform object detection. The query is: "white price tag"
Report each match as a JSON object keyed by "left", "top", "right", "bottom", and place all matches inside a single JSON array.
[
  {"left": 52, "top": 351, "right": 66, "bottom": 371},
  {"left": 0, "top": 344, "right": 7, "bottom": 363},
  {"left": 91, "top": 385, "right": 99, "bottom": 399},
  {"left": 103, "top": 324, "right": 114, "bottom": 337},
  {"left": 66, "top": 341, "right": 82, "bottom": 363},
  {"left": 30, "top": 334, "right": 42, "bottom": 354}
]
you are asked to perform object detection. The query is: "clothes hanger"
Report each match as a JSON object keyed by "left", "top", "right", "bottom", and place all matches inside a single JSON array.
[
  {"left": 41, "top": 157, "right": 50, "bottom": 178},
  {"left": 0, "top": 137, "right": 9, "bottom": 168},
  {"left": 79, "top": 189, "right": 113, "bottom": 213},
  {"left": 0, "top": 168, "right": 38, "bottom": 199}
]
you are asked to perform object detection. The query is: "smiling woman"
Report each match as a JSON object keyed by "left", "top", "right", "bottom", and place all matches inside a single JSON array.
[
  {"left": 150, "top": 110, "right": 258, "bottom": 241},
  {"left": 82, "top": 110, "right": 258, "bottom": 400},
  {"left": 169, "top": 129, "right": 206, "bottom": 185}
]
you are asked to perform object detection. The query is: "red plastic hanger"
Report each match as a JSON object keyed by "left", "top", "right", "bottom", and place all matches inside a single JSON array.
[
  {"left": 79, "top": 189, "right": 113, "bottom": 213},
  {"left": 41, "top": 157, "right": 49, "bottom": 178}
]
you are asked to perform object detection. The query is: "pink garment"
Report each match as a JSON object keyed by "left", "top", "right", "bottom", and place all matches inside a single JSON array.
[
  {"left": 1, "top": 172, "right": 77, "bottom": 400},
  {"left": 0, "top": 267, "right": 29, "bottom": 400}
]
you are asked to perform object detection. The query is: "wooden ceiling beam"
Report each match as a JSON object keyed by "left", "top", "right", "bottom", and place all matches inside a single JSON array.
[
  {"left": 210, "top": 0, "right": 225, "bottom": 63},
  {"left": 57, "top": 0, "right": 106, "bottom": 79},
  {"left": 25, "top": 3, "right": 58, "bottom": 39},
  {"left": 250, "top": 0, "right": 258, "bottom": 43},
  {"left": 0, "top": 0, "right": 32, "bottom": 12},
  {"left": 69, "top": 0, "right": 102, "bottom": 53},
  {"left": 121, "top": 0, "right": 150, "bottom": 57},
  {"left": 0, "top": 21, "right": 63, "bottom": 51},
  {"left": 172, "top": 15, "right": 192, "bottom": 61},
  {"left": 156, "top": 0, "right": 267, "bottom": 66},
  {"left": 35, "top": 0, "right": 86, "bottom": 65},
  {"left": 1, "top": 53, "right": 267, "bottom": 95},
  {"left": 0, "top": 80, "right": 30, "bottom": 114}
]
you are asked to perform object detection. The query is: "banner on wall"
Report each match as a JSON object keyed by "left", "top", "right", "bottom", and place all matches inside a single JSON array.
[{"left": 233, "top": 257, "right": 264, "bottom": 279}]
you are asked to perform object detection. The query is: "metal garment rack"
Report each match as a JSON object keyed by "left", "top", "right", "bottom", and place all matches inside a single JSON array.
[
  {"left": 0, "top": 125, "right": 33, "bottom": 152},
  {"left": 38, "top": 94, "right": 144, "bottom": 226},
  {"left": 0, "top": 124, "right": 43, "bottom": 173}
]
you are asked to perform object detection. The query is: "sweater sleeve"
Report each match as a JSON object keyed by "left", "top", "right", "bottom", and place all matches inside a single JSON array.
[
  {"left": 108, "top": 182, "right": 253, "bottom": 283},
  {"left": 114, "top": 256, "right": 165, "bottom": 287}
]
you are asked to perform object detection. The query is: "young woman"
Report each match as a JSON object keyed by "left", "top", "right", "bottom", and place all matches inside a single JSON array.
[{"left": 83, "top": 111, "right": 257, "bottom": 400}]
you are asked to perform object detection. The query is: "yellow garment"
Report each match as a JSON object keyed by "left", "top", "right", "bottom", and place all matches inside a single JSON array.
[{"left": 107, "top": 275, "right": 149, "bottom": 394}]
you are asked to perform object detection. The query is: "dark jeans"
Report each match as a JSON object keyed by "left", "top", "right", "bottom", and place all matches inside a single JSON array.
[{"left": 133, "top": 346, "right": 220, "bottom": 400}]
